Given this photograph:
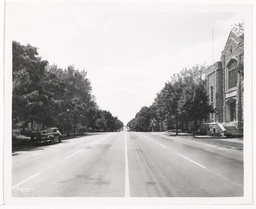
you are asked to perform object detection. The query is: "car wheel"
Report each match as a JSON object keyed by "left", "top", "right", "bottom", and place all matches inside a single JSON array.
[{"left": 50, "top": 138, "right": 54, "bottom": 145}]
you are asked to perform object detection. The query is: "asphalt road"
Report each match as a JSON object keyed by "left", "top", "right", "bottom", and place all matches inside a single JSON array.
[{"left": 12, "top": 131, "right": 243, "bottom": 197}]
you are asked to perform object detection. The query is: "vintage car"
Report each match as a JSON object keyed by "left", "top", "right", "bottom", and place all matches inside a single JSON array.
[{"left": 32, "top": 127, "right": 62, "bottom": 145}]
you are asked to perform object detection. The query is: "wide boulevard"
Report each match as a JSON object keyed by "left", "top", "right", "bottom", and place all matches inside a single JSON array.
[{"left": 12, "top": 130, "right": 243, "bottom": 197}]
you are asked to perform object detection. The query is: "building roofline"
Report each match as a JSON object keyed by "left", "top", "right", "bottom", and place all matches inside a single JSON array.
[{"left": 221, "top": 30, "right": 244, "bottom": 55}]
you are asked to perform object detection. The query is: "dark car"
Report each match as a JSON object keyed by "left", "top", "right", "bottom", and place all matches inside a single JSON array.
[{"left": 32, "top": 127, "right": 62, "bottom": 145}]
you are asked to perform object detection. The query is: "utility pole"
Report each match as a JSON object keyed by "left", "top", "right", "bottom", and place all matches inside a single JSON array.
[
  {"left": 67, "top": 109, "right": 70, "bottom": 137},
  {"left": 212, "top": 25, "right": 214, "bottom": 63}
]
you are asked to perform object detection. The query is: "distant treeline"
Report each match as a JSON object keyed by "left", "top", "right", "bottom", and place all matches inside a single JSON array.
[
  {"left": 12, "top": 41, "right": 123, "bottom": 133},
  {"left": 127, "top": 65, "right": 213, "bottom": 135}
]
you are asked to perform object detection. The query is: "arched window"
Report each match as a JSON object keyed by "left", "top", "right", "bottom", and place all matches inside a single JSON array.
[{"left": 228, "top": 60, "right": 237, "bottom": 89}]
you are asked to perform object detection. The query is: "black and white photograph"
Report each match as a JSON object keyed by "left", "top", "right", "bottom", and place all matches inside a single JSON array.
[{"left": 1, "top": 0, "right": 255, "bottom": 208}]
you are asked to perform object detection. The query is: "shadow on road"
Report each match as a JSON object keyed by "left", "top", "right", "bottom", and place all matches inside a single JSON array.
[{"left": 12, "top": 132, "right": 107, "bottom": 153}]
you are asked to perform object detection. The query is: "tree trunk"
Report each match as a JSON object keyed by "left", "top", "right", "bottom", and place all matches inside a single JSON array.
[
  {"left": 175, "top": 117, "right": 178, "bottom": 136},
  {"left": 193, "top": 119, "right": 198, "bottom": 137},
  {"left": 73, "top": 122, "right": 76, "bottom": 136},
  {"left": 31, "top": 118, "right": 34, "bottom": 130},
  {"left": 67, "top": 116, "right": 70, "bottom": 137}
]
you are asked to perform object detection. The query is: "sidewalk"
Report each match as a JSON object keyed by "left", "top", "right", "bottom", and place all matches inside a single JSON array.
[
  {"left": 187, "top": 135, "right": 243, "bottom": 150},
  {"left": 152, "top": 132, "right": 243, "bottom": 151}
]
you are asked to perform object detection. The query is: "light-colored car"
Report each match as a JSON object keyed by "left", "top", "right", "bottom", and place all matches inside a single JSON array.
[{"left": 12, "top": 129, "right": 30, "bottom": 140}]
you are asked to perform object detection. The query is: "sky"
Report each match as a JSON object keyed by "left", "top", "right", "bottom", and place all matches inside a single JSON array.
[{"left": 5, "top": 2, "right": 249, "bottom": 125}]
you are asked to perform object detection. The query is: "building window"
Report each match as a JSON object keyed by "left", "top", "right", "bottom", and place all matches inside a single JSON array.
[
  {"left": 210, "top": 86, "right": 213, "bottom": 103},
  {"left": 229, "top": 45, "right": 233, "bottom": 54},
  {"left": 228, "top": 61, "right": 237, "bottom": 89},
  {"left": 230, "top": 101, "right": 236, "bottom": 121}
]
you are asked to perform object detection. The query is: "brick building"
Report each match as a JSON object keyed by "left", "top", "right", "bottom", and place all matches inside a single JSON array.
[{"left": 205, "top": 23, "right": 244, "bottom": 137}]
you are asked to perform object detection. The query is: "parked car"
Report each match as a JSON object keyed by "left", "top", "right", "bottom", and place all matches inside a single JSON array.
[{"left": 32, "top": 127, "right": 62, "bottom": 145}]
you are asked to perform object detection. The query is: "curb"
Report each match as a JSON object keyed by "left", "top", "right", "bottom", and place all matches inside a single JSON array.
[
  {"left": 12, "top": 133, "right": 94, "bottom": 151},
  {"left": 152, "top": 132, "right": 243, "bottom": 151}
]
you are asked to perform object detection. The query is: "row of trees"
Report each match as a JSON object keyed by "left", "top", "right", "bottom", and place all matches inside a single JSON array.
[
  {"left": 12, "top": 41, "right": 123, "bottom": 134},
  {"left": 127, "top": 65, "right": 213, "bottom": 135}
]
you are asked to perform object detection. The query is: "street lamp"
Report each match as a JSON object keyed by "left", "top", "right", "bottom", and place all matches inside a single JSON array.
[{"left": 67, "top": 109, "right": 70, "bottom": 137}]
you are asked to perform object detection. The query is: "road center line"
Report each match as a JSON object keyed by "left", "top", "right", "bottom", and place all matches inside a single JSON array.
[
  {"left": 12, "top": 172, "right": 41, "bottom": 190},
  {"left": 124, "top": 131, "right": 130, "bottom": 197},
  {"left": 178, "top": 153, "right": 207, "bottom": 169},
  {"left": 65, "top": 150, "right": 83, "bottom": 160}
]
